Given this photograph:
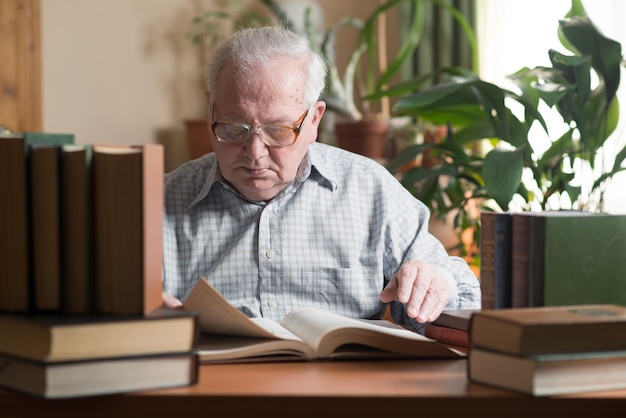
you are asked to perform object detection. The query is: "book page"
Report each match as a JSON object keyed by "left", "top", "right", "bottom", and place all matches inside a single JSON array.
[
  {"left": 249, "top": 317, "right": 304, "bottom": 341},
  {"left": 281, "top": 308, "right": 463, "bottom": 359},
  {"left": 195, "top": 334, "right": 314, "bottom": 362},
  {"left": 183, "top": 278, "right": 298, "bottom": 340}
]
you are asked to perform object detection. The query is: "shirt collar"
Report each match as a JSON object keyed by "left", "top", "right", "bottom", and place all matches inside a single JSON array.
[
  {"left": 306, "top": 142, "right": 338, "bottom": 191},
  {"left": 189, "top": 142, "right": 337, "bottom": 207},
  {"left": 189, "top": 156, "right": 223, "bottom": 207}
]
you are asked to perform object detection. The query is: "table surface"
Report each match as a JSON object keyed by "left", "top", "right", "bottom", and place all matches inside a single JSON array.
[{"left": 2, "top": 358, "right": 626, "bottom": 418}]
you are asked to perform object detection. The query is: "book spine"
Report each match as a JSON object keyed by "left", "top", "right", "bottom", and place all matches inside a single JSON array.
[
  {"left": 93, "top": 145, "right": 163, "bottom": 316},
  {"left": 140, "top": 144, "right": 164, "bottom": 316},
  {"left": 493, "top": 213, "right": 512, "bottom": 309},
  {"left": 60, "top": 145, "right": 93, "bottom": 314},
  {"left": 479, "top": 212, "right": 496, "bottom": 309},
  {"left": 93, "top": 148, "right": 141, "bottom": 315},
  {"left": 424, "top": 324, "right": 469, "bottom": 348},
  {"left": 511, "top": 214, "right": 530, "bottom": 308},
  {"left": 29, "top": 145, "right": 62, "bottom": 311},
  {"left": 0, "top": 136, "right": 30, "bottom": 312},
  {"left": 528, "top": 216, "right": 547, "bottom": 307}
]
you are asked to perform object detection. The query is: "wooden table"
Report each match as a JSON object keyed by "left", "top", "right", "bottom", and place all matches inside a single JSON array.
[{"left": 1, "top": 358, "right": 625, "bottom": 418}]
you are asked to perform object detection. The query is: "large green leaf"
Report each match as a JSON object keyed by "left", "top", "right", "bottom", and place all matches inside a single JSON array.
[
  {"left": 560, "top": 17, "right": 622, "bottom": 103},
  {"left": 394, "top": 75, "right": 510, "bottom": 128},
  {"left": 482, "top": 148, "right": 524, "bottom": 210},
  {"left": 394, "top": 76, "right": 478, "bottom": 109}
]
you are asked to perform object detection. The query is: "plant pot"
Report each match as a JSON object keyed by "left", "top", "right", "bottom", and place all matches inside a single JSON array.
[
  {"left": 184, "top": 119, "right": 213, "bottom": 160},
  {"left": 334, "top": 120, "right": 390, "bottom": 160}
]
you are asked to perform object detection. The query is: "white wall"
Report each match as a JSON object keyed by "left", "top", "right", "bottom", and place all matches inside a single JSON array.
[
  {"left": 40, "top": 0, "right": 385, "bottom": 172},
  {"left": 41, "top": 0, "right": 206, "bottom": 171},
  {"left": 476, "top": 0, "right": 626, "bottom": 214}
]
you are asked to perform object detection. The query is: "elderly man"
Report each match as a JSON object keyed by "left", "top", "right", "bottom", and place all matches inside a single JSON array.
[{"left": 161, "top": 26, "right": 480, "bottom": 333}]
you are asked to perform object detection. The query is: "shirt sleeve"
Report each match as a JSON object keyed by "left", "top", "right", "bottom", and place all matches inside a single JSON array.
[{"left": 380, "top": 170, "right": 481, "bottom": 331}]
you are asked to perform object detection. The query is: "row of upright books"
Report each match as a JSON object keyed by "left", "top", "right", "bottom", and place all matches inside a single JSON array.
[
  {"left": 479, "top": 210, "right": 626, "bottom": 310},
  {"left": 0, "top": 132, "right": 164, "bottom": 316},
  {"left": 0, "top": 132, "right": 199, "bottom": 398}
]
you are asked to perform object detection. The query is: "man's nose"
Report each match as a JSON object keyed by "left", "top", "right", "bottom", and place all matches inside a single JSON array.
[{"left": 244, "top": 128, "right": 269, "bottom": 158}]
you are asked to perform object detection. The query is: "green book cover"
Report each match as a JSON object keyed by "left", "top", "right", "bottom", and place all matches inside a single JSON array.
[
  {"left": 528, "top": 213, "right": 626, "bottom": 306},
  {"left": 20, "top": 132, "right": 74, "bottom": 151}
]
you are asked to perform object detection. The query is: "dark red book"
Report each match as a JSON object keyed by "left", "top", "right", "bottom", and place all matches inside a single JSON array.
[{"left": 424, "top": 323, "right": 469, "bottom": 348}]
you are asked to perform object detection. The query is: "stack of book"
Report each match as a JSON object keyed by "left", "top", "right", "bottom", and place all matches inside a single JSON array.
[
  {"left": 479, "top": 211, "right": 626, "bottom": 309},
  {"left": 467, "top": 304, "right": 626, "bottom": 396},
  {"left": 0, "top": 308, "right": 198, "bottom": 398},
  {"left": 0, "top": 133, "right": 200, "bottom": 398}
]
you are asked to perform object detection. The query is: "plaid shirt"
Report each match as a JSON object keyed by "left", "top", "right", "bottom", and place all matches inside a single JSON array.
[{"left": 162, "top": 142, "right": 480, "bottom": 332}]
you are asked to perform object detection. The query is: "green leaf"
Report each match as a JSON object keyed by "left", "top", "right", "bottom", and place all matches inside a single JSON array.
[
  {"left": 537, "top": 129, "right": 574, "bottom": 169},
  {"left": 482, "top": 148, "right": 524, "bottom": 210},
  {"left": 387, "top": 143, "right": 433, "bottom": 172},
  {"left": 560, "top": 17, "right": 622, "bottom": 103}
]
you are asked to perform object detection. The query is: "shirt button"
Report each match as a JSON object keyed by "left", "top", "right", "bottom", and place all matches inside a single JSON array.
[
  {"left": 266, "top": 249, "right": 275, "bottom": 259},
  {"left": 268, "top": 300, "right": 277, "bottom": 308}
]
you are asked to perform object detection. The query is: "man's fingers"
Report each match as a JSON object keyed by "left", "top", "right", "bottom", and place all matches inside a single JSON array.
[
  {"left": 405, "top": 277, "right": 429, "bottom": 318},
  {"left": 379, "top": 275, "right": 398, "bottom": 303},
  {"left": 393, "top": 261, "right": 420, "bottom": 303},
  {"left": 382, "top": 260, "right": 450, "bottom": 323},
  {"left": 411, "top": 285, "right": 447, "bottom": 323},
  {"left": 162, "top": 292, "right": 184, "bottom": 310}
]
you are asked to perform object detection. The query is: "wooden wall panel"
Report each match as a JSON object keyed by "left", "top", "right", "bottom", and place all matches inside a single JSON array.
[{"left": 0, "top": 0, "right": 41, "bottom": 132}]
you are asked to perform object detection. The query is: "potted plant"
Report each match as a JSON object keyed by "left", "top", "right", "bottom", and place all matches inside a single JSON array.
[
  {"left": 386, "top": 0, "right": 626, "bottom": 260},
  {"left": 263, "top": 0, "right": 476, "bottom": 159}
]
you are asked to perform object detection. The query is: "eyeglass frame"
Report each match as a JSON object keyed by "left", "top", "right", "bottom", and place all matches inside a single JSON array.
[{"left": 210, "top": 105, "right": 309, "bottom": 148}]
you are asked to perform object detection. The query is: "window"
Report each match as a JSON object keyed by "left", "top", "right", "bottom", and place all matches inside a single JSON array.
[{"left": 477, "top": 0, "right": 626, "bottom": 213}]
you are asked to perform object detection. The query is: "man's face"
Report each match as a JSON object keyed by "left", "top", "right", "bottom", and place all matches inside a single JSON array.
[{"left": 210, "top": 56, "right": 326, "bottom": 202}]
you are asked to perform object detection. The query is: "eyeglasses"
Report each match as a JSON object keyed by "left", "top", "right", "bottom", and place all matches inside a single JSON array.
[{"left": 211, "top": 106, "right": 309, "bottom": 148}]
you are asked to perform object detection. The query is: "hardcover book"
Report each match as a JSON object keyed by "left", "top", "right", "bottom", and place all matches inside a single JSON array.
[
  {"left": 504, "top": 211, "right": 626, "bottom": 308},
  {"left": 0, "top": 133, "right": 75, "bottom": 313},
  {"left": 424, "top": 323, "right": 469, "bottom": 348},
  {"left": 92, "top": 144, "right": 164, "bottom": 316},
  {"left": 59, "top": 144, "right": 93, "bottom": 314},
  {"left": 468, "top": 347, "right": 626, "bottom": 396},
  {"left": 0, "top": 135, "right": 29, "bottom": 312},
  {"left": 0, "top": 352, "right": 198, "bottom": 399},
  {"left": 510, "top": 212, "right": 531, "bottom": 308},
  {"left": 29, "top": 144, "right": 63, "bottom": 311},
  {"left": 527, "top": 212, "right": 626, "bottom": 307},
  {"left": 479, "top": 212, "right": 512, "bottom": 309},
  {"left": 431, "top": 309, "right": 478, "bottom": 331},
  {"left": 469, "top": 304, "right": 626, "bottom": 356},
  {"left": 424, "top": 309, "right": 478, "bottom": 348},
  {"left": 0, "top": 308, "right": 196, "bottom": 362},
  {"left": 184, "top": 278, "right": 463, "bottom": 363}
]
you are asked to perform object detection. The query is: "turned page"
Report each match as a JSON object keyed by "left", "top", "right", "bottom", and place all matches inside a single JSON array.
[{"left": 183, "top": 278, "right": 303, "bottom": 342}]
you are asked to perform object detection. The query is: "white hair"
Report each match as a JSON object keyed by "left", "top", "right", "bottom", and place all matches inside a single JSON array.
[{"left": 206, "top": 26, "right": 327, "bottom": 109}]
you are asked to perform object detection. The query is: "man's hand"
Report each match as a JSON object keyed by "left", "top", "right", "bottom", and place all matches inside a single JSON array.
[
  {"left": 162, "top": 292, "right": 184, "bottom": 310},
  {"left": 379, "top": 260, "right": 450, "bottom": 323}
]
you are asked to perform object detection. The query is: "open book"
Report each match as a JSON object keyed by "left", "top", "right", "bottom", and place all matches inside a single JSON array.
[{"left": 182, "top": 278, "right": 464, "bottom": 363}]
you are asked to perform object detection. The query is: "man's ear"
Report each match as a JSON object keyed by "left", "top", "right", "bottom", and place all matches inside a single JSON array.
[{"left": 311, "top": 100, "right": 327, "bottom": 125}]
